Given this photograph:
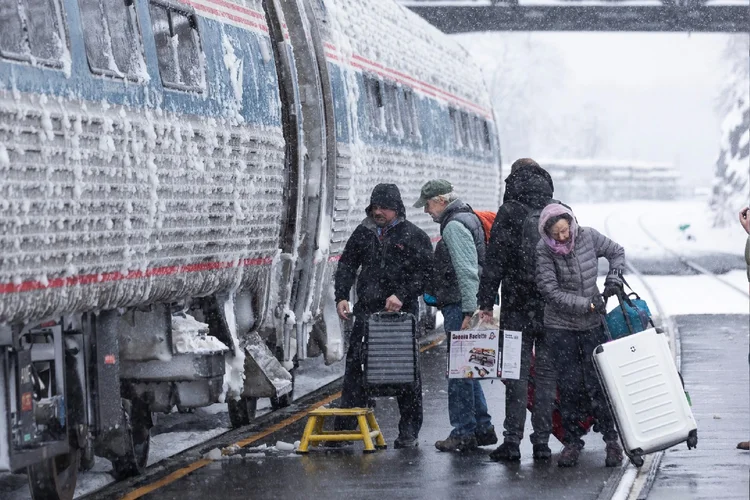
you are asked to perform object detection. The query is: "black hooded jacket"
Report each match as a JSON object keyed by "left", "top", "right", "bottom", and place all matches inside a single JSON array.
[
  {"left": 335, "top": 186, "right": 433, "bottom": 317},
  {"left": 477, "top": 164, "right": 555, "bottom": 331}
]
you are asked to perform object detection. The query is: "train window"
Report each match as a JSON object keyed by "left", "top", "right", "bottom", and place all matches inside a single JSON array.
[
  {"left": 0, "top": 0, "right": 67, "bottom": 67},
  {"left": 482, "top": 119, "right": 492, "bottom": 151},
  {"left": 461, "top": 111, "right": 474, "bottom": 151},
  {"left": 78, "top": 0, "right": 146, "bottom": 80},
  {"left": 384, "top": 83, "right": 402, "bottom": 138},
  {"left": 149, "top": 1, "right": 204, "bottom": 91},
  {"left": 399, "top": 89, "right": 412, "bottom": 139},
  {"left": 364, "top": 76, "right": 384, "bottom": 134},
  {"left": 401, "top": 89, "right": 420, "bottom": 142},
  {"left": 449, "top": 108, "right": 463, "bottom": 149},
  {"left": 473, "top": 116, "right": 484, "bottom": 152}
]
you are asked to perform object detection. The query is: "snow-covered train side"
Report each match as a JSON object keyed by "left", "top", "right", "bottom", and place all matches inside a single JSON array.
[
  {"left": 0, "top": 0, "right": 286, "bottom": 325},
  {"left": 0, "top": 0, "right": 499, "bottom": 498},
  {"left": 292, "top": 0, "right": 501, "bottom": 354}
]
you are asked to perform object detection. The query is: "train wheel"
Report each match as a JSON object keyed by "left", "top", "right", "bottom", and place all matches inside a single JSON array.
[
  {"left": 28, "top": 449, "right": 80, "bottom": 500},
  {"left": 111, "top": 399, "right": 151, "bottom": 480},
  {"left": 29, "top": 343, "right": 86, "bottom": 498},
  {"left": 228, "top": 396, "right": 258, "bottom": 428}
]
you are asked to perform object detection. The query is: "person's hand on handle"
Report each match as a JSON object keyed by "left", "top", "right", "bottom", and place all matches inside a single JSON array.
[
  {"left": 460, "top": 315, "right": 472, "bottom": 330},
  {"left": 739, "top": 207, "right": 750, "bottom": 234},
  {"left": 602, "top": 280, "right": 623, "bottom": 299},
  {"left": 384, "top": 295, "right": 403, "bottom": 312},
  {"left": 478, "top": 309, "right": 494, "bottom": 325},
  {"left": 336, "top": 300, "right": 351, "bottom": 321},
  {"left": 589, "top": 293, "right": 607, "bottom": 315}
]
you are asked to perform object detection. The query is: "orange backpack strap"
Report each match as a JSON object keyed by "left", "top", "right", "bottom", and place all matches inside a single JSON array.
[{"left": 474, "top": 211, "right": 496, "bottom": 243}]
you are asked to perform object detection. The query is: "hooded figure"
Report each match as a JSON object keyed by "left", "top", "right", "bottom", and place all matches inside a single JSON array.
[
  {"left": 538, "top": 203, "right": 578, "bottom": 255},
  {"left": 478, "top": 160, "right": 554, "bottom": 329},
  {"left": 333, "top": 184, "right": 433, "bottom": 449},
  {"left": 366, "top": 183, "right": 407, "bottom": 218},
  {"left": 535, "top": 204, "right": 624, "bottom": 332},
  {"left": 535, "top": 204, "right": 626, "bottom": 468},
  {"left": 476, "top": 158, "right": 558, "bottom": 463}
]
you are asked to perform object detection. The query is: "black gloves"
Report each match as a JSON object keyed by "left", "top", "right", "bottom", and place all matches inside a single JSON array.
[
  {"left": 603, "top": 280, "right": 623, "bottom": 299},
  {"left": 603, "top": 269, "right": 624, "bottom": 299},
  {"left": 590, "top": 293, "right": 607, "bottom": 315}
]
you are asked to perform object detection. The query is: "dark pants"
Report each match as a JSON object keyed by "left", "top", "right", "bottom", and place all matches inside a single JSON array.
[
  {"left": 548, "top": 326, "right": 618, "bottom": 446},
  {"left": 502, "top": 327, "right": 555, "bottom": 445},
  {"left": 334, "top": 315, "right": 423, "bottom": 439}
]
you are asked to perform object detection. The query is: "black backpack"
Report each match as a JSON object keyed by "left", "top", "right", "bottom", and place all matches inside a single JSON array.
[{"left": 510, "top": 199, "right": 562, "bottom": 284}]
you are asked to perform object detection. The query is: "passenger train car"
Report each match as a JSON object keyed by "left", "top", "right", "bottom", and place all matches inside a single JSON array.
[{"left": 0, "top": 0, "right": 501, "bottom": 497}]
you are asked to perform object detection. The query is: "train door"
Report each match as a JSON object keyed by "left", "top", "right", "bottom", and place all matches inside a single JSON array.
[{"left": 263, "top": 0, "right": 336, "bottom": 365}]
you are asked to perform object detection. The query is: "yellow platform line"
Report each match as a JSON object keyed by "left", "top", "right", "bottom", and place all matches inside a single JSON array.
[{"left": 120, "top": 333, "right": 445, "bottom": 500}]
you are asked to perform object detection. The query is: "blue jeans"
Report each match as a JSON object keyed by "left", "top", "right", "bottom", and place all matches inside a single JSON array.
[{"left": 443, "top": 303, "right": 493, "bottom": 438}]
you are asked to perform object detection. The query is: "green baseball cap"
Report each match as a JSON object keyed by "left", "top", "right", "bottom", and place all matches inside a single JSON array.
[{"left": 413, "top": 179, "right": 453, "bottom": 208}]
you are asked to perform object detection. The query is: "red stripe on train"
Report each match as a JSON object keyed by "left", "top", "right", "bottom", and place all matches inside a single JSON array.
[{"left": 0, "top": 258, "right": 274, "bottom": 295}]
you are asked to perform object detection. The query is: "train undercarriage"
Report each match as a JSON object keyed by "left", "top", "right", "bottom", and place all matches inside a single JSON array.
[{"left": 0, "top": 290, "right": 331, "bottom": 500}]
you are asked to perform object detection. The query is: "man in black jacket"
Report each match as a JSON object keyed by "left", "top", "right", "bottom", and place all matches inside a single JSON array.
[
  {"left": 477, "top": 158, "right": 557, "bottom": 462},
  {"left": 334, "top": 183, "right": 433, "bottom": 449}
]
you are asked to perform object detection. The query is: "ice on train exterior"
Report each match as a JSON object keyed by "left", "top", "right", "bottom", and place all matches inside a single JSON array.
[{"left": 0, "top": 0, "right": 501, "bottom": 497}]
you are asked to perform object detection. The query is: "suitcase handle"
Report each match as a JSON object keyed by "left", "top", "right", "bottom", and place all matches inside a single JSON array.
[
  {"left": 370, "top": 311, "right": 416, "bottom": 322},
  {"left": 374, "top": 311, "right": 407, "bottom": 318}
]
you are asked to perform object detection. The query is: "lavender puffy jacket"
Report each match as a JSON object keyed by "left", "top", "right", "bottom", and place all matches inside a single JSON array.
[{"left": 535, "top": 227, "right": 625, "bottom": 331}]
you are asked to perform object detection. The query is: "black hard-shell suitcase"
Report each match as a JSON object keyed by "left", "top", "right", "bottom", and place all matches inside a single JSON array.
[{"left": 363, "top": 312, "right": 419, "bottom": 397}]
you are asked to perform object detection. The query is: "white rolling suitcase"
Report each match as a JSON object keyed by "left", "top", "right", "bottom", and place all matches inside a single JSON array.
[{"left": 593, "top": 327, "right": 698, "bottom": 467}]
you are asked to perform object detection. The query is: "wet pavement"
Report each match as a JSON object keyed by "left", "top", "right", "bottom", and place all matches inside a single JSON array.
[
  {"left": 65, "top": 313, "right": 750, "bottom": 499},
  {"left": 130, "top": 337, "right": 623, "bottom": 500},
  {"left": 648, "top": 314, "right": 750, "bottom": 499}
]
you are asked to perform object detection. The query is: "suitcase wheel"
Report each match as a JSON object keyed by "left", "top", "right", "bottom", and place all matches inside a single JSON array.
[
  {"left": 629, "top": 455, "right": 644, "bottom": 468},
  {"left": 687, "top": 429, "right": 698, "bottom": 450}
]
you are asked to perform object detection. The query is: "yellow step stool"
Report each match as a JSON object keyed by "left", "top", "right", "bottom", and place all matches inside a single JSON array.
[{"left": 297, "top": 407, "right": 387, "bottom": 454}]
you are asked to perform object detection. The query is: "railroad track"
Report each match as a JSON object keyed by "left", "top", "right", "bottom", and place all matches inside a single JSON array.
[{"left": 634, "top": 214, "right": 748, "bottom": 298}]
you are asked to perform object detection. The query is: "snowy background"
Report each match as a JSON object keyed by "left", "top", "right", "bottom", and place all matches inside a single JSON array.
[
  {"left": 454, "top": 32, "right": 749, "bottom": 226},
  {"left": 4, "top": 11, "right": 750, "bottom": 500}
]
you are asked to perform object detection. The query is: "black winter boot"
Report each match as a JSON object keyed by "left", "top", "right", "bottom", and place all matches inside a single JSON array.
[
  {"left": 489, "top": 441, "right": 521, "bottom": 462},
  {"left": 605, "top": 440, "right": 624, "bottom": 467},
  {"left": 532, "top": 443, "right": 552, "bottom": 461},
  {"left": 557, "top": 443, "right": 581, "bottom": 467},
  {"left": 394, "top": 435, "right": 418, "bottom": 449},
  {"left": 475, "top": 426, "right": 499, "bottom": 446}
]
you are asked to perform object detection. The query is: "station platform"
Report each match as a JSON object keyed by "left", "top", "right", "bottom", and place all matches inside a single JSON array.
[
  {"left": 647, "top": 314, "right": 749, "bottom": 499},
  {"left": 81, "top": 314, "right": 749, "bottom": 500}
]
